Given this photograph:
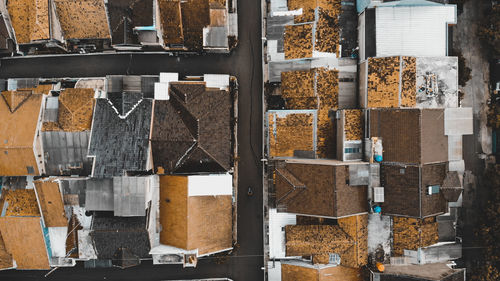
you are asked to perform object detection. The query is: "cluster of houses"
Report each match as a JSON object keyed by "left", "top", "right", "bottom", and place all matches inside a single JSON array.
[
  {"left": 0, "top": 0, "right": 238, "bottom": 55},
  {"left": 0, "top": 73, "right": 237, "bottom": 269},
  {"left": 265, "top": 0, "right": 471, "bottom": 280}
]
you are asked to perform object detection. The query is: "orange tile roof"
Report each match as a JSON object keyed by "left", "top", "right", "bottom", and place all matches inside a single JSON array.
[
  {"left": 284, "top": 24, "right": 313, "bottom": 60},
  {"left": 43, "top": 88, "right": 95, "bottom": 132},
  {"left": 393, "top": 216, "right": 438, "bottom": 256},
  {"left": 34, "top": 180, "right": 68, "bottom": 227},
  {"left": 54, "top": 0, "right": 111, "bottom": 39},
  {"left": 2, "top": 189, "right": 40, "bottom": 217},
  {"left": 0, "top": 90, "right": 43, "bottom": 175},
  {"left": 0, "top": 217, "right": 50, "bottom": 269},
  {"left": 0, "top": 232, "right": 13, "bottom": 270},
  {"left": 7, "top": 0, "right": 50, "bottom": 44},
  {"left": 158, "top": 0, "right": 184, "bottom": 45},
  {"left": 344, "top": 109, "right": 363, "bottom": 141},
  {"left": 268, "top": 112, "right": 315, "bottom": 157}
]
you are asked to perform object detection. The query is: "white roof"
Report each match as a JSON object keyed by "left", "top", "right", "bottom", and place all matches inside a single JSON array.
[
  {"left": 445, "top": 107, "right": 473, "bottom": 136},
  {"left": 268, "top": 208, "right": 297, "bottom": 259},
  {"left": 375, "top": 4, "right": 456, "bottom": 57},
  {"left": 187, "top": 174, "right": 233, "bottom": 196},
  {"left": 204, "top": 74, "right": 230, "bottom": 90}
]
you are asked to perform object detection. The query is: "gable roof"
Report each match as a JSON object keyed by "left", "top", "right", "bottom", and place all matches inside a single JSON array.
[
  {"left": 152, "top": 82, "right": 232, "bottom": 174},
  {"left": 7, "top": 0, "right": 50, "bottom": 44},
  {"left": 275, "top": 162, "right": 368, "bottom": 218},
  {"left": 34, "top": 180, "right": 67, "bottom": 227},
  {"left": 43, "top": 88, "right": 95, "bottom": 131},
  {"left": 54, "top": 0, "right": 111, "bottom": 40},
  {"left": 158, "top": 0, "right": 184, "bottom": 45},
  {"left": 88, "top": 94, "right": 152, "bottom": 177},
  {"left": 285, "top": 214, "right": 367, "bottom": 267},
  {"left": 1, "top": 189, "right": 40, "bottom": 216},
  {"left": 90, "top": 215, "right": 151, "bottom": 259}
]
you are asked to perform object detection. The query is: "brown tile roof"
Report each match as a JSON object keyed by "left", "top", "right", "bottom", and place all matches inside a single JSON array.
[
  {"left": 268, "top": 112, "right": 315, "bottom": 158},
  {"left": 0, "top": 217, "right": 50, "bottom": 269},
  {"left": 158, "top": 0, "right": 184, "bottom": 45},
  {"left": 159, "top": 176, "right": 232, "bottom": 255},
  {"left": 43, "top": 88, "right": 95, "bottom": 132},
  {"left": 2, "top": 189, "right": 40, "bottom": 217},
  {"left": 441, "top": 171, "right": 463, "bottom": 202},
  {"left": 107, "top": 0, "right": 154, "bottom": 45},
  {"left": 315, "top": 3, "right": 340, "bottom": 55},
  {"left": 288, "top": 0, "right": 316, "bottom": 23},
  {"left": 392, "top": 216, "right": 438, "bottom": 256},
  {"left": 275, "top": 162, "right": 367, "bottom": 218},
  {"left": 54, "top": 0, "right": 111, "bottom": 39},
  {"left": 7, "top": 0, "right": 50, "bottom": 44},
  {"left": 285, "top": 214, "right": 367, "bottom": 267},
  {"left": 34, "top": 180, "right": 68, "bottom": 227}
]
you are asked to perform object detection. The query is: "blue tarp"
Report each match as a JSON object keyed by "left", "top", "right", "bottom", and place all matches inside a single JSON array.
[{"left": 134, "top": 26, "right": 156, "bottom": 31}]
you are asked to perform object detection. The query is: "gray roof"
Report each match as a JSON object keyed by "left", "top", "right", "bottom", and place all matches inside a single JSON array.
[
  {"left": 204, "top": 27, "right": 229, "bottom": 48},
  {"left": 106, "top": 75, "right": 158, "bottom": 98},
  {"left": 43, "top": 131, "right": 92, "bottom": 176},
  {"left": 88, "top": 95, "right": 152, "bottom": 178},
  {"left": 113, "top": 177, "right": 147, "bottom": 217},
  {"left": 44, "top": 97, "right": 59, "bottom": 122},
  {"left": 85, "top": 178, "right": 114, "bottom": 211},
  {"left": 60, "top": 178, "right": 87, "bottom": 206}
]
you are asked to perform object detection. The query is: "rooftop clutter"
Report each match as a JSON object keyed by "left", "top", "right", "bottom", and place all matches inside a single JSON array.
[{"left": 0, "top": 73, "right": 236, "bottom": 269}]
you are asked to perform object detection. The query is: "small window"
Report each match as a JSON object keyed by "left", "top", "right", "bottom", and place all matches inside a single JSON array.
[
  {"left": 427, "top": 185, "right": 440, "bottom": 195},
  {"left": 329, "top": 253, "right": 341, "bottom": 265},
  {"left": 27, "top": 166, "right": 35, "bottom": 174}
]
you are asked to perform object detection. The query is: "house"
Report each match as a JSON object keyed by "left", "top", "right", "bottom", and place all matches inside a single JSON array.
[
  {"left": 380, "top": 162, "right": 449, "bottom": 218},
  {"left": 284, "top": 214, "right": 367, "bottom": 267},
  {"left": 89, "top": 214, "right": 151, "bottom": 267},
  {"left": 42, "top": 88, "right": 95, "bottom": 176},
  {"left": 366, "top": 108, "right": 448, "bottom": 165},
  {"left": 358, "top": 0, "right": 457, "bottom": 60},
  {"left": 87, "top": 92, "right": 153, "bottom": 177},
  {"left": 392, "top": 216, "right": 438, "bottom": 256},
  {"left": 6, "top": 0, "right": 63, "bottom": 45},
  {"left": 268, "top": 68, "right": 339, "bottom": 159},
  {"left": 106, "top": 0, "right": 154, "bottom": 47},
  {"left": 150, "top": 174, "right": 233, "bottom": 267},
  {"left": 0, "top": 86, "right": 49, "bottom": 176},
  {"left": 274, "top": 159, "right": 368, "bottom": 218},
  {"left": 0, "top": 188, "right": 50, "bottom": 269},
  {"left": 281, "top": 260, "right": 364, "bottom": 281},
  {"left": 53, "top": 0, "right": 111, "bottom": 48},
  {"left": 359, "top": 56, "right": 458, "bottom": 109},
  {"left": 156, "top": 0, "right": 236, "bottom": 52},
  {"left": 334, "top": 109, "right": 363, "bottom": 161},
  {"left": 283, "top": 0, "right": 341, "bottom": 59},
  {"left": 370, "top": 262, "right": 466, "bottom": 281},
  {"left": 0, "top": 12, "right": 14, "bottom": 55},
  {"left": 151, "top": 75, "right": 233, "bottom": 174}
]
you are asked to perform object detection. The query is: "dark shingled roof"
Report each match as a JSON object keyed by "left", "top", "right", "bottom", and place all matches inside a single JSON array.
[
  {"left": 441, "top": 171, "right": 463, "bottom": 202},
  {"left": 88, "top": 94, "right": 152, "bottom": 177},
  {"left": 90, "top": 215, "right": 151, "bottom": 260},
  {"left": 151, "top": 82, "right": 232, "bottom": 174},
  {"left": 107, "top": 0, "right": 154, "bottom": 46}
]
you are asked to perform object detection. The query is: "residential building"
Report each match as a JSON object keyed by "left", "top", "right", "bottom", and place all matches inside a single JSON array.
[
  {"left": 334, "top": 109, "right": 364, "bottom": 161},
  {"left": 42, "top": 88, "right": 95, "bottom": 176},
  {"left": 274, "top": 159, "right": 368, "bottom": 218},
  {"left": 151, "top": 74, "right": 233, "bottom": 174},
  {"left": 358, "top": 0, "right": 457, "bottom": 60},
  {"left": 359, "top": 56, "right": 459, "bottom": 109},
  {"left": 150, "top": 174, "right": 233, "bottom": 267},
  {"left": 0, "top": 85, "right": 49, "bottom": 176}
]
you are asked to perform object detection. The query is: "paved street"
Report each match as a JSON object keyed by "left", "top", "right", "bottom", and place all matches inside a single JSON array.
[{"left": 0, "top": 0, "right": 264, "bottom": 280}]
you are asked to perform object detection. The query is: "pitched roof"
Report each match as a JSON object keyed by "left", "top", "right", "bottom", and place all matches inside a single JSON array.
[
  {"left": 7, "top": 0, "right": 50, "bottom": 44},
  {"left": 1, "top": 189, "right": 40, "bottom": 216},
  {"left": 43, "top": 88, "right": 95, "bottom": 131},
  {"left": 281, "top": 262, "right": 363, "bottom": 281},
  {"left": 392, "top": 216, "right": 438, "bottom": 256},
  {"left": 152, "top": 82, "right": 232, "bottom": 174},
  {"left": 0, "top": 232, "right": 13, "bottom": 270},
  {"left": 441, "top": 171, "right": 463, "bottom": 202},
  {"left": 107, "top": 0, "right": 154, "bottom": 45},
  {"left": 34, "top": 180, "right": 68, "bottom": 227},
  {"left": 268, "top": 111, "right": 316, "bottom": 158},
  {"left": 158, "top": 0, "right": 184, "bottom": 45},
  {"left": 0, "top": 217, "right": 50, "bottom": 269},
  {"left": 285, "top": 214, "right": 367, "bottom": 267},
  {"left": 275, "top": 162, "right": 368, "bottom": 218},
  {"left": 0, "top": 90, "right": 44, "bottom": 175},
  {"left": 88, "top": 94, "right": 152, "bottom": 177},
  {"left": 54, "top": 0, "right": 111, "bottom": 39},
  {"left": 159, "top": 175, "right": 232, "bottom": 256},
  {"left": 90, "top": 215, "right": 151, "bottom": 259}
]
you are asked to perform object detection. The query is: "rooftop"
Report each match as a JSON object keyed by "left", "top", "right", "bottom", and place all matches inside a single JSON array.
[
  {"left": 7, "top": 0, "right": 50, "bottom": 44},
  {"left": 54, "top": 0, "right": 111, "bottom": 40},
  {"left": 381, "top": 262, "right": 464, "bottom": 281},
  {"left": 1, "top": 189, "right": 40, "bottom": 217},
  {"left": 107, "top": 0, "right": 154, "bottom": 45},
  {"left": 34, "top": 180, "right": 67, "bottom": 227}
]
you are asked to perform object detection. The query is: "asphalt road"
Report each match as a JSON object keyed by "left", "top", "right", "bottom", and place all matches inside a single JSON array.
[{"left": 0, "top": 0, "right": 264, "bottom": 280}]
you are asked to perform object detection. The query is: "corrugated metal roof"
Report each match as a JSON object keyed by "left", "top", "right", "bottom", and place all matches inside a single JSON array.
[
  {"left": 85, "top": 178, "right": 114, "bottom": 211},
  {"left": 113, "top": 177, "right": 147, "bottom": 217},
  {"left": 42, "top": 131, "right": 92, "bottom": 176},
  {"left": 44, "top": 97, "right": 59, "bottom": 122}
]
